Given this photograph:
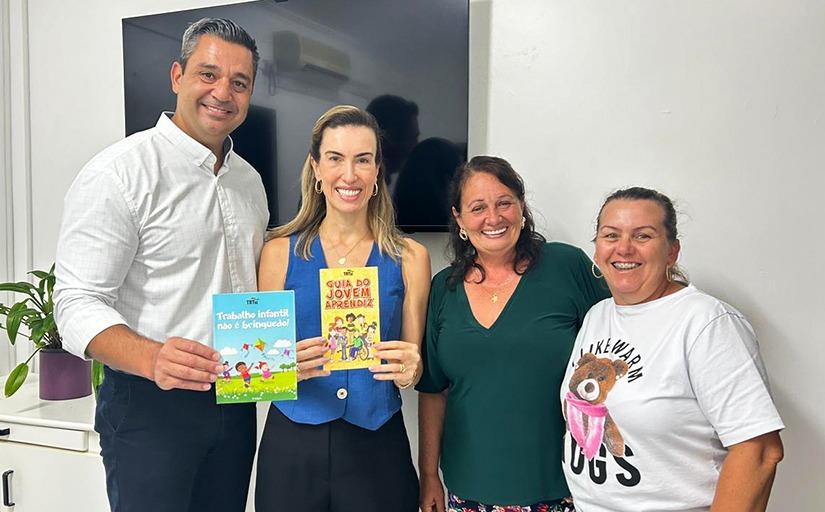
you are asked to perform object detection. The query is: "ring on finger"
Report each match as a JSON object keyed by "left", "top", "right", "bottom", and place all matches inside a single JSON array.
[{"left": 399, "top": 363, "right": 406, "bottom": 374}]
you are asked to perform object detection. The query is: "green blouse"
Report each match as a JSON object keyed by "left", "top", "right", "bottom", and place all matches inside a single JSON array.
[{"left": 417, "top": 242, "right": 610, "bottom": 505}]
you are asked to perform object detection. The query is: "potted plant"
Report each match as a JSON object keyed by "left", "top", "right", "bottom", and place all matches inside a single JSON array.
[{"left": 0, "top": 264, "right": 103, "bottom": 399}]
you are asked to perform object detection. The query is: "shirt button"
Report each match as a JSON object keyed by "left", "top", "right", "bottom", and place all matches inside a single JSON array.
[{"left": 336, "top": 388, "right": 348, "bottom": 400}]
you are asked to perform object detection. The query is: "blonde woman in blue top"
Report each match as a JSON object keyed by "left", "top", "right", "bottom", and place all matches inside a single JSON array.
[{"left": 255, "top": 105, "right": 430, "bottom": 512}]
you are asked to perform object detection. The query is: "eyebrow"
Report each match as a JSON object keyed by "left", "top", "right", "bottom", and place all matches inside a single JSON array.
[
  {"left": 195, "top": 63, "right": 251, "bottom": 83},
  {"left": 600, "top": 224, "right": 659, "bottom": 231},
  {"left": 323, "top": 150, "right": 374, "bottom": 158},
  {"left": 467, "top": 194, "right": 515, "bottom": 204}
]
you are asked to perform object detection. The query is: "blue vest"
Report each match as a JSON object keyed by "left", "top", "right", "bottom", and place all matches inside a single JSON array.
[{"left": 274, "top": 235, "right": 404, "bottom": 430}]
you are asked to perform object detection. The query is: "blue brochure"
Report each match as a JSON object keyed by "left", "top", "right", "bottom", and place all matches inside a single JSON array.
[{"left": 212, "top": 291, "right": 298, "bottom": 404}]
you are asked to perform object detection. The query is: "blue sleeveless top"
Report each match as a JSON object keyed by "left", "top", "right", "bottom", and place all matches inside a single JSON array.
[{"left": 274, "top": 235, "right": 404, "bottom": 430}]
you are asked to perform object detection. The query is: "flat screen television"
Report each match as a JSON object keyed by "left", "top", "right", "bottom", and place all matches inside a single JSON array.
[{"left": 123, "top": 0, "right": 469, "bottom": 232}]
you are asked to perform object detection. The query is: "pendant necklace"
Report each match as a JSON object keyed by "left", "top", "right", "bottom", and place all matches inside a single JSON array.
[
  {"left": 325, "top": 231, "right": 370, "bottom": 266},
  {"left": 478, "top": 273, "right": 518, "bottom": 304}
]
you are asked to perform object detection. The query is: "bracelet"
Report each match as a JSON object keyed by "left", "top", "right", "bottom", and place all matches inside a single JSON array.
[{"left": 396, "top": 378, "right": 414, "bottom": 390}]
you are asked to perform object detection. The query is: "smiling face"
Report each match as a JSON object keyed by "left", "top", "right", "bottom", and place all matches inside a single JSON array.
[
  {"left": 170, "top": 35, "right": 254, "bottom": 156},
  {"left": 453, "top": 171, "right": 524, "bottom": 261},
  {"left": 311, "top": 125, "right": 379, "bottom": 216},
  {"left": 595, "top": 199, "right": 681, "bottom": 305}
]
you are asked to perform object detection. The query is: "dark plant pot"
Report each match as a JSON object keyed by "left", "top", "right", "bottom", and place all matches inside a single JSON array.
[{"left": 39, "top": 348, "right": 92, "bottom": 400}]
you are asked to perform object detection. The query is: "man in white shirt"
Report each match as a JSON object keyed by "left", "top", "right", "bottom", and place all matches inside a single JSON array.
[{"left": 54, "top": 18, "right": 268, "bottom": 512}]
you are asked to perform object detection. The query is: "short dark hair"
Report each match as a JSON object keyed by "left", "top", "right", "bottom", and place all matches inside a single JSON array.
[
  {"left": 446, "top": 156, "right": 546, "bottom": 289},
  {"left": 179, "top": 17, "right": 260, "bottom": 79}
]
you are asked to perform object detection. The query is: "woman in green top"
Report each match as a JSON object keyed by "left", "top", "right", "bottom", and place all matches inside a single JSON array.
[{"left": 417, "top": 156, "right": 609, "bottom": 512}]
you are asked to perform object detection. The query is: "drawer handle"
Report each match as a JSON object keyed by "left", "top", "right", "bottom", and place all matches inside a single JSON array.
[
  {"left": 0, "top": 428, "right": 10, "bottom": 437},
  {"left": 2, "top": 469, "right": 13, "bottom": 507}
]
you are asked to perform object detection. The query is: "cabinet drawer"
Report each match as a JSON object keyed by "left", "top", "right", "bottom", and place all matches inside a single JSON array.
[{"left": 0, "top": 422, "right": 88, "bottom": 452}]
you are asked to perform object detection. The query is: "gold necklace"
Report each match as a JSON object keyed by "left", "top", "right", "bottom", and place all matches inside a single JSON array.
[
  {"left": 323, "top": 231, "right": 370, "bottom": 266},
  {"left": 477, "top": 273, "right": 518, "bottom": 304}
]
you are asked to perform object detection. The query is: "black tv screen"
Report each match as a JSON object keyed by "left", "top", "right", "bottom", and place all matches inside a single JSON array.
[{"left": 123, "top": 0, "right": 469, "bottom": 232}]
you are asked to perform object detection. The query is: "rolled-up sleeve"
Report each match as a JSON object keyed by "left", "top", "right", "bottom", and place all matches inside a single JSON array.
[{"left": 54, "top": 167, "right": 139, "bottom": 359}]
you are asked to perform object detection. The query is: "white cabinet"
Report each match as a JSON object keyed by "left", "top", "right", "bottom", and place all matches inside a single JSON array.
[{"left": 0, "top": 376, "right": 108, "bottom": 511}]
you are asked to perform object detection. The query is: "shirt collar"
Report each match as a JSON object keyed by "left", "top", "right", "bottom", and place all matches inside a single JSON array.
[{"left": 155, "top": 112, "right": 236, "bottom": 172}]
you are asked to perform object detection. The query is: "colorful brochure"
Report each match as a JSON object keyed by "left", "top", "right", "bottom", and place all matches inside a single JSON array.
[
  {"left": 212, "top": 291, "right": 297, "bottom": 404},
  {"left": 320, "top": 266, "right": 381, "bottom": 371}
]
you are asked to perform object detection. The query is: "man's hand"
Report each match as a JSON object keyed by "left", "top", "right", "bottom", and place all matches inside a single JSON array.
[{"left": 152, "top": 337, "right": 223, "bottom": 391}]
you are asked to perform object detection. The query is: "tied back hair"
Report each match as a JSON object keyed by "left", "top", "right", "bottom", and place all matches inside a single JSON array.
[
  {"left": 267, "top": 105, "right": 406, "bottom": 260},
  {"left": 446, "top": 156, "right": 546, "bottom": 289},
  {"left": 596, "top": 186, "right": 688, "bottom": 284}
]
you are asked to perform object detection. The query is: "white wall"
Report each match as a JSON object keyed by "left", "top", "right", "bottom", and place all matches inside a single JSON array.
[{"left": 7, "top": 0, "right": 822, "bottom": 509}]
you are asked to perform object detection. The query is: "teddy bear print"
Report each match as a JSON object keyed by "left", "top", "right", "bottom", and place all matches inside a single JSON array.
[{"left": 564, "top": 352, "right": 628, "bottom": 460}]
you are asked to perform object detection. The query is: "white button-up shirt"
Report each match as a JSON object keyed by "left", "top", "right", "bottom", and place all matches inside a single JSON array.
[{"left": 55, "top": 113, "right": 269, "bottom": 358}]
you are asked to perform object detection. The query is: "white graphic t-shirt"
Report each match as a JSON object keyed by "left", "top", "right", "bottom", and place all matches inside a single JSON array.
[{"left": 560, "top": 285, "right": 784, "bottom": 512}]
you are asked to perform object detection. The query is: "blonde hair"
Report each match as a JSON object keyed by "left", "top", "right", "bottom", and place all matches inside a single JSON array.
[{"left": 268, "top": 105, "right": 406, "bottom": 260}]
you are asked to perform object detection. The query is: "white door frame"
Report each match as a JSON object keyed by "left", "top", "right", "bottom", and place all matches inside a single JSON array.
[
  {"left": 1, "top": 0, "right": 35, "bottom": 374},
  {"left": 1, "top": 0, "right": 14, "bottom": 375}
]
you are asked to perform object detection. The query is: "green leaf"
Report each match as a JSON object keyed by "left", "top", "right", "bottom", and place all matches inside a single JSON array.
[
  {"left": 37, "top": 278, "right": 47, "bottom": 302},
  {"left": 0, "top": 282, "right": 37, "bottom": 295},
  {"left": 41, "top": 314, "right": 55, "bottom": 333},
  {"left": 92, "top": 360, "right": 105, "bottom": 399},
  {"left": 30, "top": 319, "right": 45, "bottom": 343},
  {"left": 19, "top": 307, "right": 41, "bottom": 319},
  {"left": 6, "top": 303, "right": 26, "bottom": 344},
  {"left": 46, "top": 274, "right": 55, "bottom": 303},
  {"left": 29, "top": 270, "right": 49, "bottom": 280},
  {"left": 4, "top": 362, "right": 29, "bottom": 397}
]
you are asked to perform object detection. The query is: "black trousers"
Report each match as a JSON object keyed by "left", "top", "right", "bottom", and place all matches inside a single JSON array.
[
  {"left": 255, "top": 405, "right": 419, "bottom": 512},
  {"left": 96, "top": 367, "right": 256, "bottom": 512}
]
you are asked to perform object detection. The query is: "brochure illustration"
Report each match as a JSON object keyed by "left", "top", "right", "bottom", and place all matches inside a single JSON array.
[
  {"left": 212, "top": 291, "right": 297, "bottom": 404},
  {"left": 320, "top": 266, "right": 381, "bottom": 371}
]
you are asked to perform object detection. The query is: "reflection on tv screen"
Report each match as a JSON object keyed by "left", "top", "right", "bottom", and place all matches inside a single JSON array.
[{"left": 123, "top": 0, "right": 468, "bottom": 232}]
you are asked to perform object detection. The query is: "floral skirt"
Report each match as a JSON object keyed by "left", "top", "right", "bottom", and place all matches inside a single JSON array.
[{"left": 447, "top": 492, "right": 575, "bottom": 512}]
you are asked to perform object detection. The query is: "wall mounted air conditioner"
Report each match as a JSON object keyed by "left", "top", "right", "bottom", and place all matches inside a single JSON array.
[{"left": 273, "top": 31, "right": 351, "bottom": 81}]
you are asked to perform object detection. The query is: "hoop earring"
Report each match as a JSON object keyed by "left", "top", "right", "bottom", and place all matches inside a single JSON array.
[
  {"left": 591, "top": 263, "right": 604, "bottom": 279},
  {"left": 314, "top": 179, "right": 323, "bottom": 195},
  {"left": 459, "top": 228, "right": 468, "bottom": 241},
  {"left": 521, "top": 216, "right": 526, "bottom": 229},
  {"left": 666, "top": 266, "right": 673, "bottom": 282},
  {"left": 372, "top": 182, "right": 379, "bottom": 197}
]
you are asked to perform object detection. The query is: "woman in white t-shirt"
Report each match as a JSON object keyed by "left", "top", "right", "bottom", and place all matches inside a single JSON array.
[{"left": 561, "top": 187, "right": 784, "bottom": 512}]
